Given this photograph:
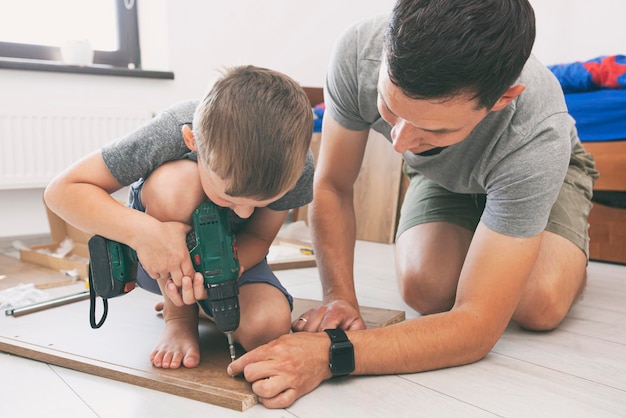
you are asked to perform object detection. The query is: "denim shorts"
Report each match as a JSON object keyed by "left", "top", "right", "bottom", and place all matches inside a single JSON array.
[
  {"left": 396, "top": 142, "right": 598, "bottom": 258},
  {"left": 128, "top": 178, "right": 294, "bottom": 314}
]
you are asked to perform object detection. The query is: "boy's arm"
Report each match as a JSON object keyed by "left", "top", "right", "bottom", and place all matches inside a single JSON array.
[
  {"left": 234, "top": 207, "right": 290, "bottom": 271},
  {"left": 297, "top": 115, "right": 370, "bottom": 331},
  {"left": 228, "top": 223, "right": 542, "bottom": 409},
  {"left": 44, "top": 150, "right": 195, "bottom": 281}
]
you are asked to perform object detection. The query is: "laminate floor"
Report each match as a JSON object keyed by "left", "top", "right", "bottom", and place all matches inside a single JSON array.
[{"left": 1, "top": 239, "right": 625, "bottom": 417}]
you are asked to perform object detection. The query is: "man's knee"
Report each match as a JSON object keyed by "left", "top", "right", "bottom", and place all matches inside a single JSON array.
[
  {"left": 396, "top": 264, "right": 456, "bottom": 315},
  {"left": 515, "top": 271, "right": 586, "bottom": 331}
]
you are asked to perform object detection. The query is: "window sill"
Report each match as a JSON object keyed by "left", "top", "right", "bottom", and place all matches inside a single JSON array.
[{"left": 0, "top": 58, "right": 174, "bottom": 80}]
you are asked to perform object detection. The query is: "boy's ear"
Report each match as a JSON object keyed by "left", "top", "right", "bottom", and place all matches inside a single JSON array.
[
  {"left": 490, "top": 84, "right": 526, "bottom": 112},
  {"left": 182, "top": 125, "right": 196, "bottom": 151}
]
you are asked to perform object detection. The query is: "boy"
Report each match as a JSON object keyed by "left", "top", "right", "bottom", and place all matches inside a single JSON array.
[{"left": 44, "top": 65, "right": 314, "bottom": 369}]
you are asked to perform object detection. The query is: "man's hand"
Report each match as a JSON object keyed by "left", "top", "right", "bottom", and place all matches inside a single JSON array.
[
  {"left": 291, "top": 299, "right": 366, "bottom": 332},
  {"left": 227, "top": 332, "right": 333, "bottom": 409}
]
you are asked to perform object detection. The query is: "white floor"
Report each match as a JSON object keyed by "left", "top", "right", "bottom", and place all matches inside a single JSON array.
[{"left": 1, "top": 240, "right": 625, "bottom": 417}]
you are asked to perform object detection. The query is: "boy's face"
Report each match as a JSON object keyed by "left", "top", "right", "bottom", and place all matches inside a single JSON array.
[
  {"left": 196, "top": 162, "right": 287, "bottom": 219},
  {"left": 376, "top": 62, "right": 490, "bottom": 155},
  {"left": 181, "top": 124, "right": 291, "bottom": 218}
]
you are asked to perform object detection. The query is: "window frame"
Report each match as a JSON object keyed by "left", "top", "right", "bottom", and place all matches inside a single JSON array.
[{"left": 0, "top": 0, "right": 141, "bottom": 69}]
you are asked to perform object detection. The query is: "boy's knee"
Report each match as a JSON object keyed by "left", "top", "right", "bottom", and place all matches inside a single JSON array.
[
  {"left": 236, "top": 306, "right": 291, "bottom": 351},
  {"left": 142, "top": 160, "right": 203, "bottom": 221}
]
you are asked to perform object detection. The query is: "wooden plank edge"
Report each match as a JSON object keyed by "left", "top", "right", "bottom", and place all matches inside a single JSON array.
[{"left": 0, "top": 337, "right": 256, "bottom": 412}]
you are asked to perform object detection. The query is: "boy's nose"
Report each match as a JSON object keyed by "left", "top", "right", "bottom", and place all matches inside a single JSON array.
[{"left": 232, "top": 205, "right": 254, "bottom": 219}]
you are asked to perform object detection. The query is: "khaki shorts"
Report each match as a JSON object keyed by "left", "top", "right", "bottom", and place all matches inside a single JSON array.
[{"left": 396, "top": 142, "right": 599, "bottom": 258}]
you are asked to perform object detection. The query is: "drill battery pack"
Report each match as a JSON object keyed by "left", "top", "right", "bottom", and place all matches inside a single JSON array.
[{"left": 88, "top": 236, "right": 138, "bottom": 299}]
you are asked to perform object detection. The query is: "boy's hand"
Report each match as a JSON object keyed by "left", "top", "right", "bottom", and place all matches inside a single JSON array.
[
  {"left": 164, "top": 265, "right": 244, "bottom": 306},
  {"left": 227, "top": 332, "right": 333, "bottom": 409},
  {"left": 164, "top": 272, "right": 208, "bottom": 306},
  {"left": 134, "top": 221, "right": 195, "bottom": 287}
]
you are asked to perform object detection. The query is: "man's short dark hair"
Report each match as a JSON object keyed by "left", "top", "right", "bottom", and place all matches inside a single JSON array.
[{"left": 384, "top": 0, "right": 535, "bottom": 109}]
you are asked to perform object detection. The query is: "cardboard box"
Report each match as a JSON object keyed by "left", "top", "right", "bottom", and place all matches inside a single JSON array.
[{"left": 19, "top": 204, "right": 92, "bottom": 280}]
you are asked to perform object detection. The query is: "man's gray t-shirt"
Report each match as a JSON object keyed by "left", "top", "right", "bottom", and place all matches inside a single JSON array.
[
  {"left": 325, "top": 15, "right": 579, "bottom": 238},
  {"left": 101, "top": 100, "right": 314, "bottom": 228}
]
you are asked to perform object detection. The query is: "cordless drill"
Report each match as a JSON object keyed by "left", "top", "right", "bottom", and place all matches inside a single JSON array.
[{"left": 87, "top": 201, "right": 240, "bottom": 360}]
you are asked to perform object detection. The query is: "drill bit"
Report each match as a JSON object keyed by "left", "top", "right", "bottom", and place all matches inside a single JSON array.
[{"left": 226, "top": 331, "right": 236, "bottom": 362}]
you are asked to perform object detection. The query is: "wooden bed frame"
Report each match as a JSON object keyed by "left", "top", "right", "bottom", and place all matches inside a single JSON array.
[{"left": 584, "top": 140, "right": 626, "bottom": 264}]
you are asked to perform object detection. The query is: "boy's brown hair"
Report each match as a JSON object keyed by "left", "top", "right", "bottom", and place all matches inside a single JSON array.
[{"left": 193, "top": 65, "right": 313, "bottom": 200}]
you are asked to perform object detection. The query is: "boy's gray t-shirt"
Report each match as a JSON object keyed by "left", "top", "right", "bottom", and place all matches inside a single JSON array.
[
  {"left": 101, "top": 100, "right": 314, "bottom": 215},
  {"left": 325, "top": 15, "right": 578, "bottom": 238}
]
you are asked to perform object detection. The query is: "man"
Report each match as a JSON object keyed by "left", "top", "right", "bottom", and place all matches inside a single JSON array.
[{"left": 228, "top": 0, "right": 598, "bottom": 408}]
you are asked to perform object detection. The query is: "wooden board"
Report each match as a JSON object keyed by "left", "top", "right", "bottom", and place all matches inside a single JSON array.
[
  {"left": 268, "top": 238, "right": 316, "bottom": 271},
  {"left": 0, "top": 289, "right": 404, "bottom": 412},
  {"left": 296, "top": 128, "right": 405, "bottom": 244},
  {"left": 0, "top": 253, "right": 78, "bottom": 290},
  {"left": 588, "top": 202, "right": 626, "bottom": 264},
  {"left": 583, "top": 140, "right": 626, "bottom": 191}
]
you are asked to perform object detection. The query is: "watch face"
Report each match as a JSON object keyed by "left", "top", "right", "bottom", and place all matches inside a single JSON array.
[{"left": 331, "top": 341, "right": 355, "bottom": 376}]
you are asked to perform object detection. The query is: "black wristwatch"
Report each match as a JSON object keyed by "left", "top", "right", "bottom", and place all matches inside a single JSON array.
[{"left": 324, "top": 328, "right": 355, "bottom": 377}]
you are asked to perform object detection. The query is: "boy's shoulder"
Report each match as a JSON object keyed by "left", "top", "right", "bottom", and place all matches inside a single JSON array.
[{"left": 160, "top": 99, "right": 199, "bottom": 123}]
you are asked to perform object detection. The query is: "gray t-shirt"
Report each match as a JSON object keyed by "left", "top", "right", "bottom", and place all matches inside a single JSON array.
[
  {"left": 325, "top": 15, "right": 578, "bottom": 238},
  {"left": 102, "top": 100, "right": 314, "bottom": 220}
]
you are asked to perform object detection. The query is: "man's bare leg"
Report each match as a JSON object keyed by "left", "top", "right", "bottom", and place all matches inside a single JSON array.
[{"left": 512, "top": 231, "right": 587, "bottom": 331}]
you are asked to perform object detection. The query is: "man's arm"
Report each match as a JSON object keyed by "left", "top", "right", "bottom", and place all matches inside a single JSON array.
[
  {"left": 229, "top": 222, "right": 542, "bottom": 408},
  {"left": 294, "top": 115, "right": 370, "bottom": 332}
]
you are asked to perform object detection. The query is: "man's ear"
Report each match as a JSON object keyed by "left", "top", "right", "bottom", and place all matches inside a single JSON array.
[
  {"left": 490, "top": 84, "right": 526, "bottom": 112},
  {"left": 182, "top": 125, "right": 196, "bottom": 151}
]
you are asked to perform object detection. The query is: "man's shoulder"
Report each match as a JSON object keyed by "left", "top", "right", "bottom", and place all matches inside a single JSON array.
[{"left": 338, "top": 14, "right": 388, "bottom": 61}]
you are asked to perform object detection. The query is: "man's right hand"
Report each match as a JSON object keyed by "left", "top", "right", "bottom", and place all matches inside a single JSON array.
[{"left": 291, "top": 299, "right": 366, "bottom": 332}]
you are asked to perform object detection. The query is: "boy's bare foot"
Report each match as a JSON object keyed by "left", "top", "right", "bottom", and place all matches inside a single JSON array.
[{"left": 150, "top": 314, "right": 200, "bottom": 369}]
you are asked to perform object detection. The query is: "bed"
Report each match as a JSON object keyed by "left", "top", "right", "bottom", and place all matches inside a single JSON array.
[{"left": 550, "top": 56, "right": 626, "bottom": 264}]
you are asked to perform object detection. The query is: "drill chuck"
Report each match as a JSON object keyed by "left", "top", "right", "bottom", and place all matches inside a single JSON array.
[{"left": 206, "top": 280, "right": 240, "bottom": 333}]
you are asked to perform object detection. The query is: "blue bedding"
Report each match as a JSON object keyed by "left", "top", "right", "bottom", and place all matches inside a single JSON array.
[
  {"left": 565, "top": 89, "right": 626, "bottom": 141},
  {"left": 548, "top": 55, "right": 626, "bottom": 141}
]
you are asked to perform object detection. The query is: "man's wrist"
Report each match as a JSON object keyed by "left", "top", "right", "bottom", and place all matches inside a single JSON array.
[{"left": 324, "top": 328, "right": 355, "bottom": 377}]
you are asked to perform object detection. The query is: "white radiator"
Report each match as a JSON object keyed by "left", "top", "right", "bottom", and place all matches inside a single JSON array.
[{"left": 0, "top": 107, "right": 153, "bottom": 189}]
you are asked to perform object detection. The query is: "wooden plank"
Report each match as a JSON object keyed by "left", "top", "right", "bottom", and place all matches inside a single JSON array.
[
  {"left": 0, "top": 253, "right": 78, "bottom": 290},
  {"left": 296, "top": 129, "right": 405, "bottom": 244},
  {"left": 588, "top": 202, "right": 626, "bottom": 264},
  {"left": 0, "top": 286, "right": 404, "bottom": 412},
  {"left": 354, "top": 130, "right": 404, "bottom": 243},
  {"left": 268, "top": 238, "right": 316, "bottom": 271},
  {"left": 583, "top": 140, "right": 626, "bottom": 191}
]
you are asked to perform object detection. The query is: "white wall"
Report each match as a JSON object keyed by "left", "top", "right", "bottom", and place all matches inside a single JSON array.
[
  {"left": 1, "top": 0, "right": 624, "bottom": 238},
  {"left": 531, "top": 0, "right": 626, "bottom": 65}
]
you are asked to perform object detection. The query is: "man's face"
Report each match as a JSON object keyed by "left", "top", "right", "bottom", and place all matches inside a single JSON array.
[
  {"left": 376, "top": 63, "right": 490, "bottom": 155},
  {"left": 196, "top": 162, "right": 286, "bottom": 219}
]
